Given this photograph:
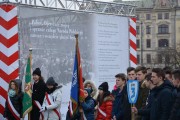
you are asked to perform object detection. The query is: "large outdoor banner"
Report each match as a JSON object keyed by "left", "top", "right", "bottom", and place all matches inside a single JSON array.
[{"left": 18, "top": 6, "right": 129, "bottom": 119}]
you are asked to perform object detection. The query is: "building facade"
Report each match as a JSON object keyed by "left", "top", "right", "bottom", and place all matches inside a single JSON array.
[{"left": 115, "top": 0, "right": 180, "bottom": 68}]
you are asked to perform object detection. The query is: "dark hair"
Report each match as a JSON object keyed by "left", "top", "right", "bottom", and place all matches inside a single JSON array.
[
  {"left": 40, "top": 76, "right": 44, "bottom": 81},
  {"left": 135, "top": 66, "right": 147, "bottom": 74},
  {"left": 146, "top": 67, "right": 151, "bottom": 70},
  {"left": 97, "top": 91, "right": 110, "bottom": 106},
  {"left": 165, "top": 70, "right": 172, "bottom": 75},
  {"left": 127, "top": 67, "right": 135, "bottom": 73},
  {"left": 163, "top": 66, "right": 172, "bottom": 72},
  {"left": 115, "top": 73, "right": 127, "bottom": 81},
  {"left": 152, "top": 68, "right": 165, "bottom": 80},
  {"left": 83, "top": 77, "right": 85, "bottom": 83},
  {"left": 145, "top": 73, "right": 152, "bottom": 81},
  {"left": 172, "top": 69, "right": 180, "bottom": 80}
]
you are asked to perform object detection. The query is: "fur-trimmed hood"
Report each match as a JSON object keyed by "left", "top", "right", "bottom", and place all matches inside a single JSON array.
[
  {"left": 103, "top": 95, "right": 114, "bottom": 102},
  {"left": 84, "top": 80, "right": 98, "bottom": 99}
]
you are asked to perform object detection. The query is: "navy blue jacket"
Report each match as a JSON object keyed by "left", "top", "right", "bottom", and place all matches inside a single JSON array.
[
  {"left": 112, "top": 88, "right": 123, "bottom": 119},
  {"left": 112, "top": 86, "right": 131, "bottom": 120},
  {"left": 81, "top": 96, "right": 95, "bottom": 120}
]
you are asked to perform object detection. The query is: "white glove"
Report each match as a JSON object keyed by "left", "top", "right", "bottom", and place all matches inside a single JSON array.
[{"left": 39, "top": 106, "right": 46, "bottom": 112}]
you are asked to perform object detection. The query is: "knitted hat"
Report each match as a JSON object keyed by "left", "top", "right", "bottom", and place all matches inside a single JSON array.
[
  {"left": 32, "top": 68, "right": 41, "bottom": 76},
  {"left": 46, "top": 77, "right": 57, "bottom": 86},
  {"left": 98, "top": 82, "right": 108, "bottom": 92}
]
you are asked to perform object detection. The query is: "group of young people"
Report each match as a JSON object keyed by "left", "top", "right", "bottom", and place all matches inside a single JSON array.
[
  {"left": 3, "top": 66, "right": 180, "bottom": 120},
  {"left": 3, "top": 68, "right": 62, "bottom": 120},
  {"left": 67, "top": 66, "right": 180, "bottom": 120}
]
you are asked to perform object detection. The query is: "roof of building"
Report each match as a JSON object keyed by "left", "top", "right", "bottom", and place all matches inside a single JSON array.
[{"left": 114, "top": 0, "right": 177, "bottom": 8}]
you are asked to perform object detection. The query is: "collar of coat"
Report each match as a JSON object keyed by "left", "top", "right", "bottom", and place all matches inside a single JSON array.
[{"left": 103, "top": 95, "right": 113, "bottom": 102}]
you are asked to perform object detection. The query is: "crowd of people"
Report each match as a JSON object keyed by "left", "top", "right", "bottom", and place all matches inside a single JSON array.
[{"left": 3, "top": 66, "right": 180, "bottom": 120}]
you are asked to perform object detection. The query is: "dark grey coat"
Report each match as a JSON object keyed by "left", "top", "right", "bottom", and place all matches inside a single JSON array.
[{"left": 3, "top": 92, "right": 23, "bottom": 120}]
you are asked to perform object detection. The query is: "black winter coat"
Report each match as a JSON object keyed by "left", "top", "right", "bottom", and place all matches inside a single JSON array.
[
  {"left": 150, "top": 80, "right": 174, "bottom": 120},
  {"left": 31, "top": 79, "right": 46, "bottom": 120},
  {"left": 138, "top": 88, "right": 156, "bottom": 120},
  {"left": 169, "top": 88, "right": 180, "bottom": 120},
  {"left": 3, "top": 92, "right": 23, "bottom": 120},
  {"left": 112, "top": 86, "right": 131, "bottom": 120}
]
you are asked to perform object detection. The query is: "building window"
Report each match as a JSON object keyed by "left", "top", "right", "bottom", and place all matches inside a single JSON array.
[
  {"left": 137, "top": 14, "right": 139, "bottom": 20},
  {"left": 158, "top": 24, "right": 169, "bottom": 34},
  {"left": 146, "top": 25, "right": 151, "bottom": 34},
  {"left": 146, "top": 14, "right": 151, "bottom": 20},
  {"left": 164, "top": 13, "right": 169, "bottom": 19},
  {"left": 137, "top": 39, "right": 140, "bottom": 48},
  {"left": 137, "top": 54, "right": 140, "bottom": 64},
  {"left": 158, "top": 39, "right": 169, "bottom": 47},
  {"left": 136, "top": 26, "right": 140, "bottom": 35},
  {"left": 158, "top": 54, "right": 162, "bottom": 63},
  {"left": 158, "top": 13, "right": 162, "bottom": 19},
  {"left": 147, "top": 54, "right": 151, "bottom": 63},
  {"left": 146, "top": 39, "right": 151, "bottom": 48}
]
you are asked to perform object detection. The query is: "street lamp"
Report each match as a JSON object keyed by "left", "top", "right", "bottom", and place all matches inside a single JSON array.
[{"left": 140, "top": 21, "right": 143, "bottom": 66}]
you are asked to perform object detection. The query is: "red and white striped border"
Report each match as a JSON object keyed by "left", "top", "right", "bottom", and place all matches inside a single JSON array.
[
  {"left": 0, "top": 4, "right": 19, "bottom": 118},
  {"left": 129, "top": 18, "right": 137, "bottom": 67}
]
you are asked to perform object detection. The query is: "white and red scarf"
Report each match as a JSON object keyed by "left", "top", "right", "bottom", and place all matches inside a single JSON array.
[
  {"left": 45, "top": 93, "right": 61, "bottom": 120},
  {"left": 7, "top": 96, "right": 20, "bottom": 120},
  {"left": 33, "top": 100, "right": 44, "bottom": 120},
  {"left": 98, "top": 107, "right": 107, "bottom": 118}
]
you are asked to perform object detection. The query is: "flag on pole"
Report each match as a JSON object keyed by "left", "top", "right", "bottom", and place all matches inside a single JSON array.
[
  {"left": 22, "top": 50, "right": 32, "bottom": 117},
  {"left": 69, "top": 34, "right": 85, "bottom": 118}
]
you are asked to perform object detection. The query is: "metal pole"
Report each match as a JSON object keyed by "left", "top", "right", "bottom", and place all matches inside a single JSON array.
[{"left": 141, "top": 21, "right": 143, "bottom": 66}]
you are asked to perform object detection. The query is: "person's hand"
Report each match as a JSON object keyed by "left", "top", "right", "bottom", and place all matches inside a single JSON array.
[
  {"left": 131, "top": 107, "right": 138, "bottom": 114},
  {"left": 113, "top": 115, "right": 116, "bottom": 120},
  {"left": 39, "top": 106, "right": 46, "bottom": 112},
  {"left": 79, "top": 108, "right": 83, "bottom": 113},
  {"left": 79, "top": 96, "right": 85, "bottom": 103}
]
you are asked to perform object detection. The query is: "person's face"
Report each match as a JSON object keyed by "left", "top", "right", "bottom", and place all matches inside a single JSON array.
[
  {"left": 33, "top": 74, "right": 40, "bottom": 81},
  {"left": 86, "top": 83, "right": 92, "bottom": 89},
  {"left": 116, "top": 77, "right": 125, "bottom": 88},
  {"left": 151, "top": 72, "right": 162, "bottom": 86},
  {"left": 84, "top": 90, "right": 88, "bottom": 98},
  {"left": 10, "top": 82, "right": 16, "bottom": 90},
  {"left": 172, "top": 75, "right": 180, "bottom": 88},
  {"left": 149, "top": 81, "right": 156, "bottom": 90},
  {"left": 127, "top": 70, "right": 136, "bottom": 80},
  {"left": 144, "top": 80, "right": 150, "bottom": 89},
  {"left": 145, "top": 80, "right": 155, "bottom": 90},
  {"left": 136, "top": 71, "right": 146, "bottom": 82},
  {"left": 99, "top": 89, "right": 103, "bottom": 95},
  {"left": 47, "top": 85, "right": 54, "bottom": 89}
]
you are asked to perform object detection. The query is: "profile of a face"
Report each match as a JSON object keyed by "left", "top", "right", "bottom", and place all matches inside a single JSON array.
[{"left": 84, "top": 90, "right": 88, "bottom": 98}]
